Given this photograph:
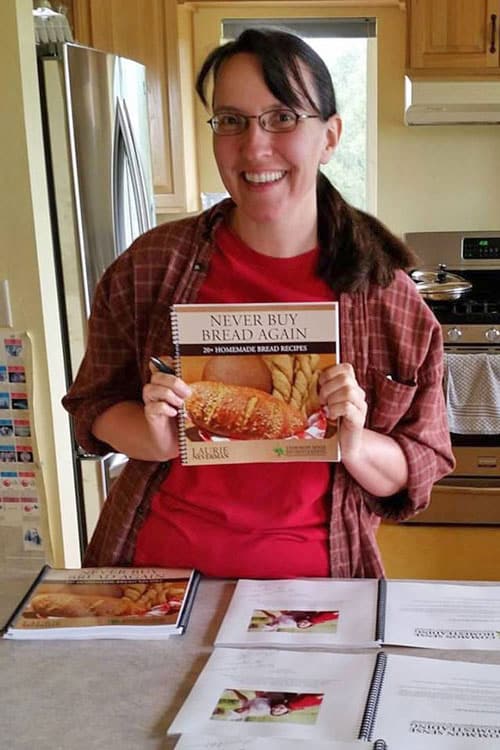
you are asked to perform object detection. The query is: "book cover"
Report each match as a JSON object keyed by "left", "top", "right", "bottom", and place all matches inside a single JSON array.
[
  {"left": 171, "top": 302, "right": 340, "bottom": 465},
  {"left": 2, "top": 566, "right": 200, "bottom": 639}
]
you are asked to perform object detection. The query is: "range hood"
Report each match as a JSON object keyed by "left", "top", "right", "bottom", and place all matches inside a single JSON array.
[{"left": 405, "top": 76, "right": 500, "bottom": 125}]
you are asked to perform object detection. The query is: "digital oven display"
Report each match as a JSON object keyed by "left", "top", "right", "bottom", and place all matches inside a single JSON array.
[{"left": 462, "top": 236, "right": 500, "bottom": 260}]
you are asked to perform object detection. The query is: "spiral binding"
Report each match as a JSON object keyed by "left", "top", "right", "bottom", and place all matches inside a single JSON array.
[
  {"left": 359, "top": 651, "right": 387, "bottom": 741},
  {"left": 170, "top": 305, "right": 189, "bottom": 465},
  {"left": 373, "top": 739, "right": 388, "bottom": 750},
  {"left": 375, "top": 578, "right": 387, "bottom": 643}
]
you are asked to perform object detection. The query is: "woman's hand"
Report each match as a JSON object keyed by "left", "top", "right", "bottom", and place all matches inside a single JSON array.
[
  {"left": 91, "top": 359, "right": 191, "bottom": 462},
  {"left": 143, "top": 359, "right": 192, "bottom": 421},
  {"left": 318, "top": 363, "right": 367, "bottom": 459},
  {"left": 319, "top": 362, "right": 408, "bottom": 496}
]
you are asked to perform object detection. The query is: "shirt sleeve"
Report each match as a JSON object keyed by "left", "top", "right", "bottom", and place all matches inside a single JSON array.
[
  {"left": 61, "top": 251, "right": 142, "bottom": 455},
  {"left": 361, "top": 274, "right": 455, "bottom": 521}
]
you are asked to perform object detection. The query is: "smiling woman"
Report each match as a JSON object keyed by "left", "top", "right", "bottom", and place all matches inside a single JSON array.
[
  {"left": 199, "top": 50, "right": 341, "bottom": 257},
  {"left": 62, "top": 27, "right": 454, "bottom": 578},
  {"left": 220, "top": 17, "right": 375, "bottom": 210}
]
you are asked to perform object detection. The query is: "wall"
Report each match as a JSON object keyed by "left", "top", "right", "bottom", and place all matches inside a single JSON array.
[
  {"left": 191, "top": 4, "right": 500, "bottom": 236},
  {"left": 0, "top": 0, "right": 80, "bottom": 566}
]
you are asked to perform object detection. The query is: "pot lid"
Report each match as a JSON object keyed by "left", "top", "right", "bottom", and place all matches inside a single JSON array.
[{"left": 410, "top": 265, "right": 472, "bottom": 296}]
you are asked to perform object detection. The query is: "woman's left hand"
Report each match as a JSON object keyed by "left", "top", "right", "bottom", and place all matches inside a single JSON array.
[{"left": 318, "top": 363, "right": 367, "bottom": 458}]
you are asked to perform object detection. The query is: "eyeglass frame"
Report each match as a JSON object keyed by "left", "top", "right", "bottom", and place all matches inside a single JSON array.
[{"left": 206, "top": 107, "right": 321, "bottom": 135}]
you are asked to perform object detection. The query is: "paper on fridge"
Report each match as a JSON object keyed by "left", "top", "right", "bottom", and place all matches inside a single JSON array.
[
  {"left": 169, "top": 647, "right": 500, "bottom": 748},
  {"left": 215, "top": 578, "right": 500, "bottom": 651},
  {"left": 170, "top": 302, "right": 340, "bottom": 465},
  {"left": 2, "top": 565, "right": 199, "bottom": 639}
]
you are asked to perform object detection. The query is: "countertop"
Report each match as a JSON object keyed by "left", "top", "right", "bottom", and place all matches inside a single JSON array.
[
  {"left": 0, "top": 576, "right": 235, "bottom": 750},
  {"left": 2, "top": 576, "right": 500, "bottom": 750}
]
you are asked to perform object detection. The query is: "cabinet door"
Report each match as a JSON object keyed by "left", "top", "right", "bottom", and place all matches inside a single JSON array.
[
  {"left": 73, "top": 0, "right": 198, "bottom": 213},
  {"left": 408, "top": 0, "right": 500, "bottom": 72}
]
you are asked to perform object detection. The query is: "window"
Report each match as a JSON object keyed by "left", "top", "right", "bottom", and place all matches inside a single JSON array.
[{"left": 222, "top": 18, "right": 376, "bottom": 212}]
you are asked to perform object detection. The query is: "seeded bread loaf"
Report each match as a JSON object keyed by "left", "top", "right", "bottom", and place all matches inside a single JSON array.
[{"left": 185, "top": 381, "right": 307, "bottom": 439}]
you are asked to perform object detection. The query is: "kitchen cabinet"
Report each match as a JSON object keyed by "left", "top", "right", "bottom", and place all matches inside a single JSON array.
[
  {"left": 378, "top": 522, "right": 500, "bottom": 580},
  {"left": 407, "top": 0, "right": 500, "bottom": 76},
  {"left": 72, "top": 0, "right": 199, "bottom": 214}
]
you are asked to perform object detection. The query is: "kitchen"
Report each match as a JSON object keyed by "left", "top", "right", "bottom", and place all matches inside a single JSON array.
[{"left": 1, "top": 0, "right": 500, "bottom": 579}]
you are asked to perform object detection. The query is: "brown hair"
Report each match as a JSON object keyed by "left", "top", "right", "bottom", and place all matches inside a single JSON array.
[{"left": 197, "top": 27, "right": 417, "bottom": 292}]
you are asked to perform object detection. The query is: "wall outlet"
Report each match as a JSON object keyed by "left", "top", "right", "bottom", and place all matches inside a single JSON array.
[{"left": 0, "top": 280, "right": 13, "bottom": 328}]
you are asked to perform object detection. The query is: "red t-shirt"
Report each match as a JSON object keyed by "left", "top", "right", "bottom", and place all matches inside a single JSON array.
[{"left": 134, "top": 224, "right": 336, "bottom": 578}]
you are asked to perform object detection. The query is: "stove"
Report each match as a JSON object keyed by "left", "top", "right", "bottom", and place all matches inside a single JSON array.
[
  {"left": 403, "top": 231, "right": 500, "bottom": 525},
  {"left": 405, "top": 232, "right": 500, "bottom": 345}
]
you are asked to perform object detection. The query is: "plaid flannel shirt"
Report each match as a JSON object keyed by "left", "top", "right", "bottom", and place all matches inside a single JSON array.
[{"left": 63, "top": 201, "right": 454, "bottom": 577}]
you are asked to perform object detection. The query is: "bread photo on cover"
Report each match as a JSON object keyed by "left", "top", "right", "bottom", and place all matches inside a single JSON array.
[
  {"left": 28, "top": 592, "right": 144, "bottom": 618},
  {"left": 185, "top": 381, "right": 307, "bottom": 440},
  {"left": 202, "top": 354, "right": 273, "bottom": 392}
]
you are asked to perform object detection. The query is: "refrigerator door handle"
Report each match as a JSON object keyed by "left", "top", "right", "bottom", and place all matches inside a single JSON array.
[
  {"left": 78, "top": 452, "right": 128, "bottom": 548},
  {"left": 112, "top": 97, "right": 151, "bottom": 254}
]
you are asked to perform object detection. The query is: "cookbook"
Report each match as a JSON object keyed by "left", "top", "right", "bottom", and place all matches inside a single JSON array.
[
  {"left": 168, "top": 647, "right": 500, "bottom": 748},
  {"left": 214, "top": 577, "right": 500, "bottom": 651},
  {"left": 170, "top": 302, "right": 340, "bottom": 465},
  {"left": 1, "top": 565, "right": 200, "bottom": 639}
]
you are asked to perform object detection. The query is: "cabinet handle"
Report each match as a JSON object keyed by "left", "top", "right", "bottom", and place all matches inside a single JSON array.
[{"left": 491, "top": 14, "right": 497, "bottom": 54}]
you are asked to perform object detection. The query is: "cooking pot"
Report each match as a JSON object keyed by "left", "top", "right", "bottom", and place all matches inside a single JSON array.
[{"left": 409, "top": 264, "right": 472, "bottom": 302}]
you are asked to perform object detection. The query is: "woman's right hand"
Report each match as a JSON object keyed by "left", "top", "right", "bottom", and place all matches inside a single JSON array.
[
  {"left": 91, "top": 361, "right": 191, "bottom": 462},
  {"left": 142, "top": 363, "right": 192, "bottom": 421}
]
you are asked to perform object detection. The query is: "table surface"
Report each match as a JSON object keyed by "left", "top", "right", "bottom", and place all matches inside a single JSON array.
[{"left": 1, "top": 576, "right": 500, "bottom": 750}]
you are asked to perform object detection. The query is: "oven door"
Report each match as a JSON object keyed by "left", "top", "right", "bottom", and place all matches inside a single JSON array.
[{"left": 407, "top": 345, "right": 500, "bottom": 525}]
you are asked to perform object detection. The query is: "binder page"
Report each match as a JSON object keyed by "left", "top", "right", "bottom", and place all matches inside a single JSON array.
[
  {"left": 373, "top": 653, "right": 500, "bottom": 749},
  {"left": 215, "top": 578, "right": 379, "bottom": 649},
  {"left": 169, "top": 648, "right": 376, "bottom": 742},
  {"left": 175, "top": 737, "right": 384, "bottom": 750},
  {"left": 384, "top": 581, "right": 500, "bottom": 649}
]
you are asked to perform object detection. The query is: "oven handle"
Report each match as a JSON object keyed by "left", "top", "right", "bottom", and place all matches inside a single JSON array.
[
  {"left": 436, "top": 477, "right": 500, "bottom": 490},
  {"left": 444, "top": 346, "right": 500, "bottom": 354}
]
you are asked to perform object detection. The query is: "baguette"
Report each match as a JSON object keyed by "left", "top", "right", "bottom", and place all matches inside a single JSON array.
[
  {"left": 29, "top": 593, "right": 143, "bottom": 618},
  {"left": 185, "top": 381, "right": 307, "bottom": 439}
]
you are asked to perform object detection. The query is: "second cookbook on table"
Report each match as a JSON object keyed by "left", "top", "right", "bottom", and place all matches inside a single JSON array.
[{"left": 171, "top": 302, "right": 340, "bottom": 465}]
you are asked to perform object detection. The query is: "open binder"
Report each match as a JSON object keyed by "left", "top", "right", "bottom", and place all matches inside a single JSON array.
[
  {"left": 214, "top": 577, "right": 500, "bottom": 651},
  {"left": 168, "top": 647, "right": 500, "bottom": 748}
]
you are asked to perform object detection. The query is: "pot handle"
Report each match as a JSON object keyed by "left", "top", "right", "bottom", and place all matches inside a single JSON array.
[{"left": 437, "top": 263, "right": 447, "bottom": 282}]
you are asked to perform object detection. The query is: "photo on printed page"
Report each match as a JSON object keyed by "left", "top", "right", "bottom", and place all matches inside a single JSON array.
[
  {"left": 211, "top": 689, "right": 325, "bottom": 725},
  {"left": 248, "top": 609, "right": 339, "bottom": 634}
]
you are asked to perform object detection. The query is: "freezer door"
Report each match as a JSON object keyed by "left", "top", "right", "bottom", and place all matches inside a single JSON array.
[
  {"left": 79, "top": 452, "right": 128, "bottom": 546},
  {"left": 63, "top": 43, "right": 155, "bottom": 316}
]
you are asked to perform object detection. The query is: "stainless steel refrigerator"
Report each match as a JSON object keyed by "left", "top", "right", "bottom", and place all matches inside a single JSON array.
[{"left": 38, "top": 42, "right": 155, "bottom": 556}]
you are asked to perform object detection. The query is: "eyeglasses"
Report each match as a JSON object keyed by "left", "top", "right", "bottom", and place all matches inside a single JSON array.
[{"left": 207, "top": 108, "right": 320, "bottom": 136}]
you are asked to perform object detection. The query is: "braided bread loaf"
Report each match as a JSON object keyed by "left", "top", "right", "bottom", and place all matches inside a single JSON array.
[{"left": 263, "top": 354, "right": 321, "bottom": 418}]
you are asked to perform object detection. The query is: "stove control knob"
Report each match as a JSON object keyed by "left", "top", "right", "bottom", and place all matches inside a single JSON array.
[
  {"left": 485, "top": 328, "right": 500, "bottom": 343},
  {"left": 446, "top": 327, "right": 462, "bottom": 342}
]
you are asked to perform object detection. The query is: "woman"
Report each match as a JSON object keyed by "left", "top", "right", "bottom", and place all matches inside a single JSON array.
[{"left": 62, "top": 28, "right": 454, "bottom": 577}]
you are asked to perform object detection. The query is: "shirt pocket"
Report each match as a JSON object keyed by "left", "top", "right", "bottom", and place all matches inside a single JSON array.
[{"left": 367, "top": 365, "right": 418, "bottom": 433}]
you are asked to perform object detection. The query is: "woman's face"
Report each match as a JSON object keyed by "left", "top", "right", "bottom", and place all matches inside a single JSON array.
[{"left": 212, "top": 53, "right": 341, "bottom": 237}]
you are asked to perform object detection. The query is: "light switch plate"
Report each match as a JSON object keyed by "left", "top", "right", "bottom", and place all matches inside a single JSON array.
[{"left": 0, "top": 279, "right": 13, "bottom": 328}]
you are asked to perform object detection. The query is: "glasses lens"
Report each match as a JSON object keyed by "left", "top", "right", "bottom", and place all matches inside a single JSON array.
[
  {"left": 262, "top": 109, "right": 298, "bottom": 132},
  {"left": 211, "top": 113, "right": 246, "bottom": 134}
]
